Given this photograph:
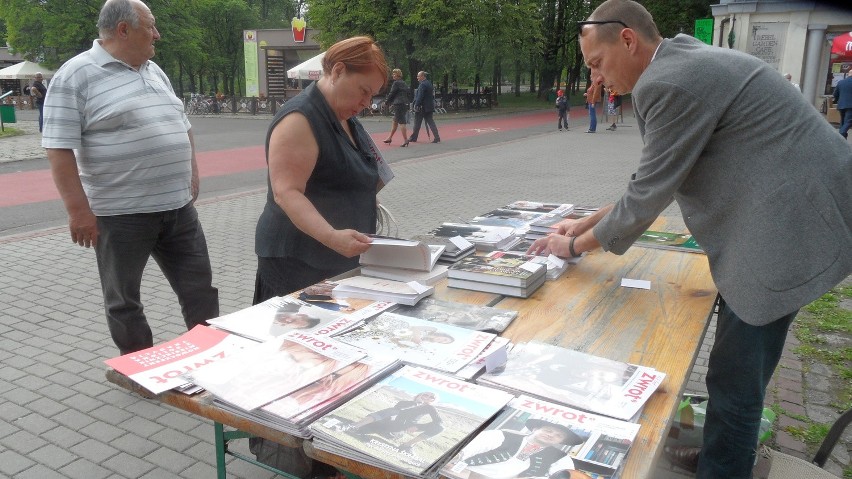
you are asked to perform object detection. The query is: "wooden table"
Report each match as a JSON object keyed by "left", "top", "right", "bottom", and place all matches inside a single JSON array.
[{"left": 107, "top": 229, "right": 717, "bottom": 479}]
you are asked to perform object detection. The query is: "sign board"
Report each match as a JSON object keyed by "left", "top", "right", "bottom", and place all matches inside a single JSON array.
[
  {"left": 694, "top": 18, "right": 713, "bottom": 45},
  {"left": 746, "top": 22, "right": 787, "bottom": 71},
  {"left": 243, "top": 30, "right": 259, "bottom": 97}
]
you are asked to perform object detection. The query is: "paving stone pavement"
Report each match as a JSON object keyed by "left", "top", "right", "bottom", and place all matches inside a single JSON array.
[{"left": 0, "top": 107, "right": 848, "bottom": 478}]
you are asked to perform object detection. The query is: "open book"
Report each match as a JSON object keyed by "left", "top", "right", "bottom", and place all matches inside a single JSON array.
[{"left": 360, "top": 236, "right": 445, "bottom": 272}]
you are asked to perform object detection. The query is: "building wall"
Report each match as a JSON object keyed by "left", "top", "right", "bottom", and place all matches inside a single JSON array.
[
  {"left": 711, "top": 1, "right": 852, "bottom": 106},
  {"left": 252, "top": 29, "right": 322, "bottom": 97}
]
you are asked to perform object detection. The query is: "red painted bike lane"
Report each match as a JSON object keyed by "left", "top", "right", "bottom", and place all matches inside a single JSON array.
[{"left": 0, "top": 109, "right": 570, "bottom": 207}]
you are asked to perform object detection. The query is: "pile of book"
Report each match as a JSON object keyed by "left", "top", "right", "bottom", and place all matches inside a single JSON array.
[
  {"left": 310, "top": 365, "right": 514, "bottom": 479},
  {"left": 473, "top": 201, "right": 575, "bottom": 237},
  {"left": 476, "top": 341, "right": 666, "bottom": 421},
  {"left": 331, "top": 275, "right": 434, "bottom": 306},
  {"left": 447, "top": 254, "right": 547, "bottom": 298},
  {"left": 525, "top": 205, "right": 599, "bottom": 241}
]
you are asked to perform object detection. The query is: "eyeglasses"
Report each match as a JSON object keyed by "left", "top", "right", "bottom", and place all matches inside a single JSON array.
[{"left": 578, "top": 20, "right": 629, "bottom": 33}]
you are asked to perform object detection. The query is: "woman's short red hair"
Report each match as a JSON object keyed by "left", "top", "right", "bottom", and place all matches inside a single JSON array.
[{"left": 322, "top": 36, "right": 388, "bottom": 87}]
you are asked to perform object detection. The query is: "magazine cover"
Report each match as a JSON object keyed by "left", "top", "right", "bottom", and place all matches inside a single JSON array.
[
  {"left": 440, "top": 395, "right": 641, "bottom": 479},
  {"left": 207, "top": 296, "right": 350, "bottom": 342},
  {"left": 334, "top": 311, "right": 497, "bottom": 373},
  {"left": 311, "top": 365, "right": 513, "bottom": 478},
  {"left": 185, "top": 330, "right": 366, "bottom": 411},
  {"left": 104, "top": 325, "right": 256, "bottom": 395},
  {"left": 259, "top": 354, "right": 399, "bottom": 424},
  {"left": 634, "top": 230, "right": 703, "bottom": 254},
  {"left": 477, "top": 341, "right": 665, "bottom": 421},
  {"left": 392, "top": 298, "right": 519, "bottom": 333}
]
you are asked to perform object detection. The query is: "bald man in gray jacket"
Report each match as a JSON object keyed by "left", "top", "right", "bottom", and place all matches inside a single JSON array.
[{"left": 530, "top": 1, "right": 851, "bottom": 477}]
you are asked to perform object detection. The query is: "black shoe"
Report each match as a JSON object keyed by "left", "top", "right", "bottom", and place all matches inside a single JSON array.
[
  {"left": 400, "top": 141, "right": 409, "bottom": 147},
  {"left": 408, "top": 137, "right": 417, "bottom": 142},
  {"left": 664, "top": 445, "right": 700, "bottom": 473},
  {"left": 432, "top": 139, "right": 440, "bottom": 143},
  {"left": 382, "top": 139, "right": 392, "bottom": 144}
]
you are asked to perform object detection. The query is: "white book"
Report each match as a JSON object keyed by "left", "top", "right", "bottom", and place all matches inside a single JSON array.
[
  {"left": 360, "top": 236, "right": 445, "bottom": 272},
  {"left": 332, "top": 276, "right": 434, "bottom": 306},
  {"left": 360, "top": 263, "right": 449, "bottom": 286}
]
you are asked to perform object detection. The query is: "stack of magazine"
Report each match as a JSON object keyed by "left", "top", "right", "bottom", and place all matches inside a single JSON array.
[
  {"left": 310, "top": 365, "right": 514, "bottom": 479},
  {"left": 334, "top": 311, "right": 498, "bottom": 374},
  {"left": 104, "top": 325, "right": 256, "bottom": 396},
  {"left": 440, "top": 395, "right": 642, "bottom": 479},
  {"left": 447, "top": 254, "right": 547, "bottom": 298},
  {"left": 216, "top": 354, "right": 401, "bottom": 438},
  {"left": 476, "top": 341, "right": 665, "bottom": 421},
  {"left": 184, "top": 331, "right": 367, "bottom": 411}
]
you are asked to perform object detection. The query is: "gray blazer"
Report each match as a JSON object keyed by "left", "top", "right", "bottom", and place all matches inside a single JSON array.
[{"left": 594, "top": 35, "right": 852, "bottom": 326}]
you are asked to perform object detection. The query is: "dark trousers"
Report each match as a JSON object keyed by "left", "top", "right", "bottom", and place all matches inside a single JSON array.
[
  {"left": 698, "top": 299, "right": 796, "bottom": 478},
  {"left": 95, "top": 203, "right": 219, "bottom": 354},
  {"left": 410, "top": 110, "right": 440, "bottom": 141},
  {"left": 839, "top": 108, "right": 852, "bottom": 138},
  {"left": 37, "top": 102, "right": 44, "bottom": 132},
  {"left": 587, "top": 102, "right": 597, "bottom": 131},
  {"left": 557, "top": 109, "right": 568, "bottom": 129}
]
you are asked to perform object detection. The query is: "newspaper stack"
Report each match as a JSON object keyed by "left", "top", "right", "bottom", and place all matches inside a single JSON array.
[
  {"left": 441, "top": 395, "right": 642, "bottom": 479},
  {"left": 311, "top": 365, "right": 513, "bottom": 479},
  {"left": 476, "top": 341, "right": 665, "bottom": 421}
]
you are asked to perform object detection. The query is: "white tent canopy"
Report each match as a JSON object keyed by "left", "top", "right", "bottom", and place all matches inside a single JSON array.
[
  {"left": 0, "top": 61, "right": 55, "bottom": 80},
  {"left": 287, "top": 52, "right": 325, "bottom": 81}
]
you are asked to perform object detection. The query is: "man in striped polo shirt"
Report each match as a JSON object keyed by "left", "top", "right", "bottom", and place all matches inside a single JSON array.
[{"left": 42, "top": 0, "right": 219, "bottom": 354}]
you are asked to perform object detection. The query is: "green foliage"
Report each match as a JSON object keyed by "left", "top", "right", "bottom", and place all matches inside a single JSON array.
[{"left": 0, "top": 0, "right": 719, "bottom": 97}]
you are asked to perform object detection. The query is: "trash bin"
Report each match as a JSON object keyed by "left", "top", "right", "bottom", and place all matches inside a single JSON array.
[{"left": 0, "top": 104, "right": 16, "bottom": 123}]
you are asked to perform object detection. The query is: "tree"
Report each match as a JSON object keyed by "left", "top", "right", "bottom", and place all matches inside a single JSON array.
[{"left": 0, "top": 0, "right": 101, "bottom": 68}]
